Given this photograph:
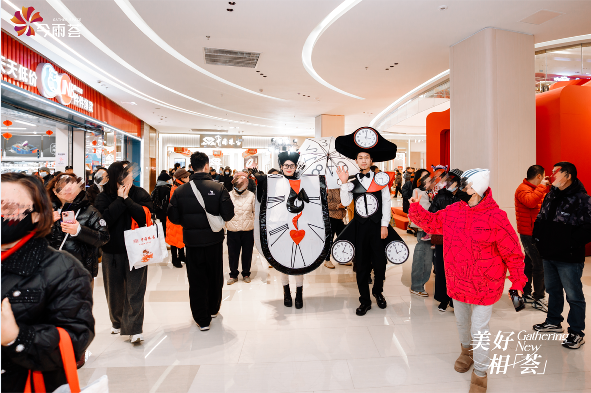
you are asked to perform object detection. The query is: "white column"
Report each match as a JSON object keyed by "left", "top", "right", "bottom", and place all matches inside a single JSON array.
[
  {"left": 450, "top": 27, "right": 535, "bottom": 227},
  {"left": 72, "top": 130, "right": 85, "bottom": 177}
]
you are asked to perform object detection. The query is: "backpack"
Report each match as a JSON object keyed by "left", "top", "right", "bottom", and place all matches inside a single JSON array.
[{"left": 151, "top": 185, "right": 171, "bottom": 214}]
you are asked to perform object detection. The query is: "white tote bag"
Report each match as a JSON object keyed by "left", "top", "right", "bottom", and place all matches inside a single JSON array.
[
  {"left": 190, "top": 181, "right": 225, "bottom": 232},
  {"left": 124, "top": 221, "right": 166, "bottom": 271}
]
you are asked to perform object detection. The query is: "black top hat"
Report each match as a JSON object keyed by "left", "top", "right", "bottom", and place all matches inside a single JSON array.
[
  {"left": 335, "top": 127, "right": 397, "bottom": 162},
  {"left": 278, "top": 151, "right": 300, "bottom": 167}
]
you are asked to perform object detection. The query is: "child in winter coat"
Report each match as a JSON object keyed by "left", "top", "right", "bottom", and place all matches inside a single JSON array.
[
  {"left": 408, "top": 168, "right": 526, "bottom": 393},
  {"left": 226, "top": 172, "right": 256, "bottom": 284}
]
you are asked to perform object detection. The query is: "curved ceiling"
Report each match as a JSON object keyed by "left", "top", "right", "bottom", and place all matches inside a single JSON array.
[{"left": 1, "top": 0, "right": 590, "bottom": 137}]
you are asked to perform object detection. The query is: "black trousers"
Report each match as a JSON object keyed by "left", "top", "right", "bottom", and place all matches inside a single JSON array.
[
  {"left": 433, "top": 244, "right": 451, "bottom": 305},
  {"left": 227, "top": 230, "right": 254, "bottom": 278},
  {"left": 354, "top": 219, "right": 386, "bottom": 305},
  {"left": 326, "top": 217, "right": 346, "bottom": 261},
  {"left": 171, "top": 246, "right": 185, "bottom": 263},
  {"left": 186, "top": 242, "right": 224, "bottom": 327},
  {"left": 102, "top": 252, "right": 147, "bottom": 335},
  {"left": 394, "top": 185, "right": 402, "bottom": 197},
  {"left": 520, "top": 234, "right": 546, "bottom": 300}
]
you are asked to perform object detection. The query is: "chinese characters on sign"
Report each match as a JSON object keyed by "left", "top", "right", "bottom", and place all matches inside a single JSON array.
[
  {"left": 0, "top": 56, "right": 36, "bottom": 87},
  {"left": 472, "top": 330, "right": 567, "bottom": 375},
  {"left": 1, "top": 59, "right": 94, "bottom": 113},
  {"left": 200, "top": 135, "right": 243, "bottom": 148},
  {"left": 37, "top": 18, "right": 81, "bottom": 38}
]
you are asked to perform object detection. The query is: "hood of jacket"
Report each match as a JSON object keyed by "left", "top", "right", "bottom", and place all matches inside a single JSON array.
[{"left": 156, "top": 180, "right": 169, "bottom": 187}]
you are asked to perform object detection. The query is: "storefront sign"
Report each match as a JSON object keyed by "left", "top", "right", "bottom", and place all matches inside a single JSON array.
[
  {"left": 0, "top": 58, "right": 93, "bottom": 112},
  {"left": 173, "top": 147, "right": 191, "bottom": 156},
  {"left": 245, "top": 156, "right": 258, "bottom": 169},
  {"left": 242, "top": 148, "right": 257, "bottom": 158},
  {"left": 36, "top": 63, "right": 93, "bottom": 112},
  {"left": 213, "top": 150, "right": 223, "bottom": 157},
  {"left": 173, "top": 147, "right": 184, "bottom": 153},
  {"left": 200, "top": 135, "right": 242, "bottom": 148}
]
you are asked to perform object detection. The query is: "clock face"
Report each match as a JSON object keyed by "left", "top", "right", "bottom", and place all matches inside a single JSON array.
[
  {"left": 385, "top": 240, "right": 409, "bottom": 265},
  {"left": 354, "top": 127, "right": 378, "bottom": 149},
  {"left": 331, "top": 240, "right": 354, "bottom": 264},
  {"left": 374, "top": 172, "right": 390, "bottom": 187},
  {"left": 355, "top": 194, "right": 379, "bottom": 218}
]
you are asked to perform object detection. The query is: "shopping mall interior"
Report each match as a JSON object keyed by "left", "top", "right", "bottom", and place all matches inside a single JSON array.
[{"left": 1, "top": 1, "right": 591, "bottom": 392}]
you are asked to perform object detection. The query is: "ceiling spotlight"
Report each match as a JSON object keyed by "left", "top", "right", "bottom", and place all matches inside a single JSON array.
[
  {"left": 206, "top": 36, "right": 210, "bottom": 40},
  {"left": 395, "top": 63, "right": 399, "bottom": 65},
  {"left": 385, "top": 69, "right": 389, "bottom": 70},
  {"left": 227, "top": 8, "right": 233, "bottom": 11},
  {"left": 229, "top": 1, "right": 236, "bottom": 4},
  {"left": 256, "top": 71, "right": 260, "bottom": 72},
  {"left": 439, "top": 5, "right": 448, "bottom": 10},
  {"left": 263, "top": 76, "right": 267, "bottom": 77},
  {"left": 390, "top": 65, "right": 394, "bottom": 67}
]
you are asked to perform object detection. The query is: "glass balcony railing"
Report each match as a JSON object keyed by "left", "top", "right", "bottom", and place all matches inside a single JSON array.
[{"left": 379, "top": 80, "right": 450, "bottom": 130}]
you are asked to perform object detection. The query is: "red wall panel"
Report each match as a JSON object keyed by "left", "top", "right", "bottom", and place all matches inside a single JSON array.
[
  {"left": 426, "top": 108, "right": 450, "bottom": 169},
  {"left": 1, "top": 32, "right": 141, "bottom": 136}
]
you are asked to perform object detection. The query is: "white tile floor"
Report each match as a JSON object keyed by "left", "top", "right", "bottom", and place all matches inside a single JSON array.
[{"left": 80, "top": 197, "right": 591, "bottom": 393}]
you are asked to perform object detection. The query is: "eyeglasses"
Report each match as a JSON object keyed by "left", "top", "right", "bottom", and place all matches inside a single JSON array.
[{"left": 282, "top": 164, "right": 296, "bottom": 169}]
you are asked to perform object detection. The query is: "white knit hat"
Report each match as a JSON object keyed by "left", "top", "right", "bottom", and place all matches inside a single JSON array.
[{"left": 461, "top": 168, "right": 490, "bottom": 197}]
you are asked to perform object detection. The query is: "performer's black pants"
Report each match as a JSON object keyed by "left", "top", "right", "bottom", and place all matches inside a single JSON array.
[
  {"left": 354, "top": 219, "right": 387, "bottom": 306},
  {"left": 326, "top": 217, "right": 346, "bottom": 261},
  {"left": 186, "top": 242, "right": 224, "bottom": 327}
]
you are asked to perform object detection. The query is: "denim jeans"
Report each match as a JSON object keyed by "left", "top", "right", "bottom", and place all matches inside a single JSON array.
[
  {"left": 543, "top": 259, "right": 586, "bottom": 336},
  {"left": 520, "top": 234, "right": 545, "bottom": 300},
  {"left": 411, "top": 230, "right": 434, "bottom": 292}
]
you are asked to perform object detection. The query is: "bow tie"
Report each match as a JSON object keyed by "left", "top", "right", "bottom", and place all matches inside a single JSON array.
[{"left": 359, "top": 172, "right": 371, "bottom": 179}]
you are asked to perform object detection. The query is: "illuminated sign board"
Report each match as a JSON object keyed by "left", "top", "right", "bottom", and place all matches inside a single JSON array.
[
  {"left": 199, "top": 135, "right": 242, "bottom": 148},
  {"left": 0, "top": 57, "right": 93, "bottom": 113}
]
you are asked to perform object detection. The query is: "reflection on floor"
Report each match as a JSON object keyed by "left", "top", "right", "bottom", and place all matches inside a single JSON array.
[{"left": 82, "top": 196, "right": 591, "bottom": 393}]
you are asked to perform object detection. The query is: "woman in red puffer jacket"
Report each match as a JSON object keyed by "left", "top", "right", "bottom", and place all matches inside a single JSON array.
[{"left": 409, "top": 168, "right": 526, "bottom": 393}]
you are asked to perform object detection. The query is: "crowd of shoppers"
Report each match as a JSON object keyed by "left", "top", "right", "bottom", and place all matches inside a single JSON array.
[{"left": 2, "top": 153, "right": 591, "bottom": 393}]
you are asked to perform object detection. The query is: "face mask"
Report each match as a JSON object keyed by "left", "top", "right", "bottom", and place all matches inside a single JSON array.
[
  {"left": 447, "top": 185, "right": 457, "bottom": 193},
  {"left": 1, "top": 213, "right": 36, "bottom": 245},
  {"left": 234, "top": 187, "right": 246, "bottom": 194},
  {"left": 456, "top": 190, "right": 472, "bottom": 203},
  {"left": 40, "top": 172, "right": 48, "bottom": 178},
  {"left": 225, "top": 172, "right": 230, "bottom": 175}
]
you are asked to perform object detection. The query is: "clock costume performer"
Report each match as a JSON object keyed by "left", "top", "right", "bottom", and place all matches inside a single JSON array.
[
  {"left": 254, "top": 151, "right": 331, "bottom": 309},
  {"left": 334, "top": 127, "right": 409, "bottom": 316}
]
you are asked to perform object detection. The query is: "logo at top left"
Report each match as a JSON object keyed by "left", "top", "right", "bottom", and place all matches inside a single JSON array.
[{"left": 11, "top": 7, "right": 43, "bottom": 37}]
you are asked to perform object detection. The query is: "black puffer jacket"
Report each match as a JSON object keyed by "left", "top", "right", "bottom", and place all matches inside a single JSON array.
[
  {"left": 428, "top": 188, "right": 458, "bottom": 213},
  {"left": 168, "top": 172, "right": 235, "bottom": 247},
  {"left": 151, "top": 181, "right": 172, "bottom": 222},
  {"left": 533, "top": 179, "right": 591, "bottom": 263},
  {"left": 94, "top": 186, "right": 154, "bottom": 255},
  {"left": 218, "top": 173, "right": 233, "bottom": 192},
  {"left": 1, "top": 237, "right": 94, "bottom": 393},
  {"left": 47, "top": 191, "right": 110, "bottom": 277}
]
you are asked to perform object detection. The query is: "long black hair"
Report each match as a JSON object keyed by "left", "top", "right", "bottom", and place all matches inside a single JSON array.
[
  {"left": 412, "top": 169, "right": 430, "bottom": 189},
  {"left": 105, "top": 162, "right": 128, "bottom": 195}
]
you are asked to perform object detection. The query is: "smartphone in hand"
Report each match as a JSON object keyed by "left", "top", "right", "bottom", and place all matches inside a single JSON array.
[{"left": 61, "top": 211, "right": 75, "bottom": 224}]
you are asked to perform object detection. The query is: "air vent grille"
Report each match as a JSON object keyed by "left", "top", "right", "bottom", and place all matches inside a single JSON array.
[{"left": 204, "top": 47, "right": 260, "bottom": 68}]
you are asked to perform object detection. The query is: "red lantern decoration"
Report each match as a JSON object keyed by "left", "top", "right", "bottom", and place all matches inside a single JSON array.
[
  {"left": 46, "top": 130, "right": 53, "bottom": 136},
  {"left": 93, "top": 148, "right": 96, "bottom": 153},
  {"left": 92, "top": 140, "right": 97, "bottom": 146},
  {"left": 3, "top": 132, "right": 13, "bottom": 139},
  {"left": 3, "top": 120, "right": 13, "bottom": 127}
]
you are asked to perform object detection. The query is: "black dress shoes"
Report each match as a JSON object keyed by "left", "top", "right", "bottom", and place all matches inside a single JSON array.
[
  {"left": 356, "top": 303, "right": 371, "bottom": 316},
  {"left": 374, "top": 293, "right": 387, "bottom": 309}
]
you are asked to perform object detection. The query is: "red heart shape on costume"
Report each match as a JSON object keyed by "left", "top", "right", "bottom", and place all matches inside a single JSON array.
[{"left": 290, "top": 230, "right": 305, "bottom": 245}]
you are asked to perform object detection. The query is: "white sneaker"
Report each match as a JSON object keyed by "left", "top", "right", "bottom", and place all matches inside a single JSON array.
[
  {"left": 110, "top": 327, "right": 120, "bottom": 334},
  {"left": 197, "top": 324, "right": 210, "bottom": 331},
  {"left": 130, "top": 334, "right": 144, "bottom": 343},
  {"left": 211, "top": 313, "right": 218, "bottom": 318}
]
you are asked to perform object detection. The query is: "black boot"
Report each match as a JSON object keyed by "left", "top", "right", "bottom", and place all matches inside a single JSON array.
[
  {"left": 171, "top": 247, "right": 182, "bottom": 268},
  {"left": 179, "top": 248, "right": 186, "bottom": 262},
  {"left": 295, "top": 286, "right": 303, "bottom": 309},
  {"left": 283, "top": 285, "right": 292, "bottom": 307}
]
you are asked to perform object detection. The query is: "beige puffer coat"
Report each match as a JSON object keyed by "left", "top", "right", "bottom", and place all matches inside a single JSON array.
[{"left": 226, "top": 189, "right": 255, "bottom": 232}]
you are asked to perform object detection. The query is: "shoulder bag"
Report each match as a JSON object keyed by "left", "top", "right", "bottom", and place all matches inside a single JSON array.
[{"left": 190, "top": 181, "right": 225, "bottom": 232}]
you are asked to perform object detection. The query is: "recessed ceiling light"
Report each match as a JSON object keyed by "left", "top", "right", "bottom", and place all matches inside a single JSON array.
[
  {"left": 13, "top": 120, "right": 36, "bottom": 126},
  {"left": 263, "top": 76, "right": 267, "bottom": 77},
  {"left": 390, "top": 65, "right": 394, "bottom": 67},
  {"left": 439, "top": 5, "right": 448, "bottom": 11},
  {"left": 229, "top": 1, "right": 236, "bottom": 4},
  {"left": 395, "top": 63, "right": 399, "bottom": 65},
  {"left": 256, "top": 71, "right": 260, "bottom": 72},
  {"left": 227, "top": 8, "right": 233, "bottom": 11}
]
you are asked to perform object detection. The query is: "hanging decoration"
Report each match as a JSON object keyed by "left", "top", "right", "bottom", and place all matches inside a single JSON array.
[
  {"left": 3, "top": 120, "right": 13, "bottom": 127},
  {"left": 3, "top": 132, "right": 13, "bottom": 139},
  {"left": 46, "top": 130, "right": 54, "bottom": 136}
]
